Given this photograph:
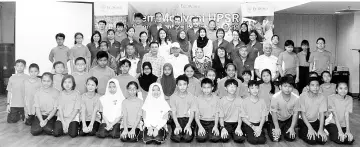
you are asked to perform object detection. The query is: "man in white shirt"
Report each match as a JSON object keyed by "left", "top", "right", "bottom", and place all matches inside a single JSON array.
[
  {"left": 165, "top": 42, "right": 189, "bottom": 78},
  {"left": 254, "top": 43, "right": 279, "bottom": 81}
]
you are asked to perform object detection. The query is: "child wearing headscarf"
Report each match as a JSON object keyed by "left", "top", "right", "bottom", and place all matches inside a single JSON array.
[
  {"left": 157, "top": 63, "right": 177, "bottom": 102},
  {"left": 138, "top": 62, "right": 158, "bottom": 100}
]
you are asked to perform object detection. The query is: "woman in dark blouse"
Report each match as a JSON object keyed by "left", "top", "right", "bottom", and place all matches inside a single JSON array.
[
  {"left": 212, "top": 46, "right": 233, "bottom": 81},
  {"left": 239, "top": 23, "right": 250, "bottom": 45},
  {"left": 212, "top": 28, "right": 230, "bottom": 58},
  {"left": 135, "top": 31, "right": 150, "bottom": 60},
  {"left": 86, "top": 31, "right": 102, "bottom": 65},
  {"left": 229, "top": 30, "right": 245, "bottom": 60},
  {"left": 247, "top": 30, "right": 263, "bottom": 65}
]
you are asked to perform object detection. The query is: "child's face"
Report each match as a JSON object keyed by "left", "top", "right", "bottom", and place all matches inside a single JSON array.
[
  {"left": 75, "top": 60, "right": 86, "bottom": 72},
  {"left": 108, "top": 82, "right": 117, "bottom": 94},
  {"left": 107, "top": 31, "right": 115, "bottom": 40},
  {"left": 201, "top": 83, "right": 213, "bottom": 95},
  {"left": 280, "top": 83, "right": 293, "bottom": 95},
  {"left": 239, "top": 48, "right": 248, "bottom": 58},
  {"left": 63, "top": 78, "right": 73, "bottom": 91},
  {"left": 262, "top": 72, "right": 271, "bottom": 83},
  {"left": 150, "top": 44, "right": 159, "bottom": 55},
  {"left": 100, "top": 43, "right": 108, "bottom": 51},
  {"left": 120, "top": 63, "right": 130, "bottom": 74},
  {"left": 185, "top": 67, "right": 194, "bottom": 78},
  {"left": 242, "top": 74, "right": 251, "bottom": 83},
  {"left": 301, "top": 45, "right": 308, "bottom": 50},
  {"left": 163, "top": 66, "right": 172, "bottom": 76},
  {"left": 159, "top": 30, "right": 166, "bottom": 39},
  {"left": 217, "top": 49, "right": 226, "bottom": 58},
  {"left": 116, "top": 26, "right": 124, "bottom": 32},
  {"left": 285, "top": 45, "right": 293, "bottom": 52},
  {"left": 226, "top": 65, "right": 236, "bottom": 78},
  {"left": 272, "top": 36, "right": 279, "bottom": 45},
  {"left": 206, "top": 71, "right": 216, "bottom": 81},
  {"left": 86, "top": 80, "right": 97, "bottom": 92},
  {"left": 126, "top": 46, "right": 135, "bottom": 56},
  {"left": 140, "top": 33, "right": 148, "bottom": 42},
  {"left": 248, "top": 85, "right": 259, "bottom": 96},
  {"left": 56, "top": 37, "right": 64, "bottom": 46},
  {"left": 308, "top": 81, "right": 320, "bottom": 94},
  {"left": 134, "top": 17, "right": 143, "bottom": 25},
  {"left": 336, "top": 83, "right": 348, "bottom": 96},
  {"left": 93, "top": 34, "right": 100, "bottom": 42},
  {"left": 54, "top": 64, "right": 64, "bottom": 74},
  {"left": 41, "top": 75, "right": 52, "bottom": 89},
  {"left": 143, "top": 65, "right": 151, "bottom": 75},
  {"left": 232, "top": 31, "right": 239, "bottom": 40},
  {"left": 217, "top": 31, "right": 224, "bottom": 39},
  {"left": 98, "top": 57, "right": 108, "bottom": 68},
  {"left": 75, "top": 34, "right": 83, "bottom": 44},
  {"left": 177, "top": 80, "right": 188, "bottom": 93},
  {"left": 226, "top": 84, "right": 237, "bottom": 95},
  {"left": 29, "top": 67, "right": 39, "bottom": 78},
  {"left": 152, "top": 85, "right": 161, "bottom": 98},
  {"left": 127, "top": 28, "right": 135, "bottom": 37},
  {"left": 127, "top": 84, "right": 138, "bottom": 97},
  {"left": 180, "top": 31, "right": 186, "bottom": 39},
  {"left": 322, "top": 73, "right": 331, "bottom": 83},
  {"left": 199, "top": 29, "right": 206, "bottom": 37},
  {"left": 15, "top": 62, "right": 25, "bottom": 73},
  {"left": 316, "top": 40, "right": 325, "bottom": 49}
]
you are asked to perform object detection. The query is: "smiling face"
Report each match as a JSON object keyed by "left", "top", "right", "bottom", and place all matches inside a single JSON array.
[
  {"left": 152, "top": 85, "right": 161, "bottom": 98},
  {"left": 232, "top": 31, "right": 239, "bottom": 41},
  {"left": 180, "top": 31, "right": 186, "bottom": 39},
  {"left": 201, "top": 83, "right": 213, "bottom": 95},
  {"left": 226, "top": 65, "right": 236, "bottom": 78},
  {"left": 199, "top": 29, "right": 206, "bottom": 37},
  {"left": 143, "top": 65, "right": 151, "bottom": 75},
  {"left": 127, "top": 84, "right": 137, "bottom": 97},
  {"left": 206, "top": 70, "right": 216, "bottom": 81},
  {"left": 248, "top": 85, "right": 259, "bottom": 96},
  {"left": 217, "top": 48, "right": 226, "bottom": 58},
  {"left": 240, "top": 24, "right": 247, "bottom": 32},
  {"left": 41, "top": 75, "right": 52, "bottom": 89},
  {"left": 336, "top": 83, "right": 348, "bottom": 97},
  {"left": 226, "top": 84, "right": 237, "bottom": 95},
  {"left": 63, "top": 78, "right": 74, "bottom": 91},
  {"left": 75, "top": 34, "right": 83, "bottom": 44},
  {"left": 86, "top": 80, "right": 97, "bottom": 93}
]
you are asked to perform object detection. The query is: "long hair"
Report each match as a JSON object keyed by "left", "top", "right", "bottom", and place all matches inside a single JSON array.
[
  {"left": 260, "top": 69, "right": 275, "bottom": 94},
  {"left": 301, "top": 40, "right": 311, "bottom": 62},
  {"left": 157, "top": 28, "right": 169, "bottom": 45}
]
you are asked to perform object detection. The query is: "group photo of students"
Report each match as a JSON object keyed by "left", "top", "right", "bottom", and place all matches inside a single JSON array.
[{"left": 5, "top": 11, "right": 355, "bottom": 146}]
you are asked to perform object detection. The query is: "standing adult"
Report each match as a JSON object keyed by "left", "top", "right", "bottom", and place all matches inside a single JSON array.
[
  {"left": 169, "top": 16, "right": 183, "bottom": 42},
  {"left": 254, "top": 43, "right": 279, "bottom": 81},
  {"left": 247, "top": 30, "right": 264, "bottom": 72},
  {"left": 133, "top": 13, "right": 148, "bottom": 42},
  {"left": 192, "top": 27, "right": 213, "bottom": 59},
  {"left": 228, "top": 30, "right": 245, "bottom": 60},
  {"left": 142, "top": 42, "right": 165, "bottom": 77},
  {"left": 239, "top": 23, "right": 250, "bottom": 45},
  {"left": 187, "top": 17, "right": 201, "bottom": 45},
  {"left": 206, "top": 20, "right": 217, "bottom": 42},
  {"left": 223, "top": 23, "right": 233, "bottom": 42},
  {"left": 86, "top": 31, "right": 102, "bottom": 65},
  {"left": 271, "top": 35, "right": 283, "bottom": 57},
  {"left": 97, "top": 20, "right": 108, "bottom": 41},
  {"left": 148, "top": 12, "right": 169, "bottom": 42},
  {"left": 212, "top": 28, "right": 230, "bottom": 58}
]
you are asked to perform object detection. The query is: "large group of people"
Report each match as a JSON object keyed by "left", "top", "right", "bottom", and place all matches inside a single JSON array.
[{"left": 5, "top": 12, "right": 354, "bottom": 145}]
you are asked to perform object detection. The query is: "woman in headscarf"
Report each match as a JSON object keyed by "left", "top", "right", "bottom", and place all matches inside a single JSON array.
[
  {"left": 239, "top": 23, "right": 250, "bottom": 45},
  {"left": 142, "top": 83, "right": 171, "bottom": 144},
  {"left": 177, "top": 30, "right": 191, "bottom": 60},
  {"left": 96, "top": 79, "right": 125, "bottom": 139},
  {"left": 191, "top": 27, "right": 213, "bottom": 59},
  {"left": 138, "top": 62, "right": 158, "bottom": 100},
  {"left": 192, "top": 47, "right": 212, "bottom": 77},
  {"left": 157, "top": 63, "right": 176, "bottom": 102}
]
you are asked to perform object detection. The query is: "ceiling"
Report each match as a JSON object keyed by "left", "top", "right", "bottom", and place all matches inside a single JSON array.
[{"left": 276, "top": 1, "right": 360, "bottom": 14}]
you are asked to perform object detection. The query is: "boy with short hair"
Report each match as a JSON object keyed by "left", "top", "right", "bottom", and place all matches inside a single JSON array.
[
  {"left": 269, "top": 76, "right": 300, "bottom": 142},
  {"left": 170, "top": 75, "right": 197, "bottom": 143},
  {"left": 72, "top": 57, "right": 91, "bottom": 94},
  {"left": 53, "top": 61, "right": 65, "bottom": 91},
  {"left": 24, "top": 63, "right": 42, "bottom": 125},
  {"left": 298, "top": 77, "right": 327, "bottom": 145},
  {"left": 98, "top": 20, "right": 108, "bottom": 41},
  {"left": 133, "top": 13, "right": 147, "bottom": 42},
  {"left": 49, "top": 33, "right": 70, "bottom": 74},
  {"left": 217, "top": 63, "right": 247, "bottom": 98},
  {"left": 7, "top": 59, "right": 30, "bottom": 123},
  {"left": 91, "top": 41, "right": 117, "bottom": 72},
  {"left": 218, "top": 79, "right": 245, "bottom": 143},
  {"left": 119, "top": 43, "right": 141, "bottom": 78},
  {"left": 115, "top": 59, "right": 139, "bottom": 98},
  {"left": 240, "top": 80, "right": 267, "bottom": 145},
  {"left": 195, "top": 78, "right": 221, "bottom": 143},
  {"left": 115, "top": 22, "right": 127, "bottom": 43},
  {"left": 89, "top": 51, "right": 116, "bottom": 95}
]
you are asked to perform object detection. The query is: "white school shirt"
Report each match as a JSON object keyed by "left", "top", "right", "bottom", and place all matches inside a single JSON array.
[
  {"left": 165, "top": 54, "right": 189, "bottom": 78},
  {"left": 254, "top": 54, "right": 278, "bottom": 79}
]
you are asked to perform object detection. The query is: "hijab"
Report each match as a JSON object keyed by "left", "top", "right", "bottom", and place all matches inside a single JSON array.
[
  {"left": 177, "top": 30, "right": 190, "bottom": 52},
  {"left": 197, "top": 27, "right": 209, "bottom": 48},
  {"left": 99, "top": 79, "right": 125, "bottom": 123},
  {"left": 160, "top": 63, "right": 176, "bottom": 97},
  {"left": 138, "top": 62, "right": 158, "bottom": 92},
  {"left": 239, "top": 23, "right": 250, "bottom": 45},
  {"left": 142, "top": 83, "right": 170, "bottom": 128}
]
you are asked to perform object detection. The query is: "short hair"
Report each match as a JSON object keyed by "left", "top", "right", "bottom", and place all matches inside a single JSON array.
[
  {"left": 15, "top": 59, "right": 26, "bottom": 66},
  {"left": 271, "top": 35, "right": 279, "bottom": 40},
  {"left": 120, "top": 59, "right": 131, "bottom": 67},
  {"left": 107, "top": 29, "right": 115, "bottom": 34},
  {"left": 176, "top": 74, "right": 189, "bottom": 85},
  {"left": 201, "top": 78, "right": 213, "bottom": 87},
  {"left": 127, "top": 43, "right": 136, "bottom": 48},
  {"left": 154, "top": 12, "right": 162, "bottom": 16},
  {"left": 309, "top": 71, "right": 319, "bottom": 77},
  {"left": 174, "top": 15, "right": 181, "bottom": 20},
  {"left": 308, "top": 77, "right": 320, "bottom": 85},
  {"left": 191, "top": 16, "right": 200, "bottom": 21},
  {"left": 41, "top": 72, "right": 53, "bottom": 81},
  {"left": 321, "top": 71, "right": 331, "bottom": 78},
  {"left": 86, "top": 76, "right": 99, "bottom": 93},
  {"left": 127, "top": 27, "right": 135, "bottom": 32},
  {"left": 149, "top": 41, "right": 159, "bottom": 47},
  {"left": 116, "top": 22, "right": 125, "bottom": 28},
  {"left": 53, "top": 61, "right": 64, "bottom": 69},
  {"left": 224, "top": 78, "right": 238, "bottom": 87},
  {"left": 127, "top": 81, "right": 139, "bottom": 89},
  {"left": 96, "top": 51, "right": 109, "bottom": 60},
  {"left": 248, "top": 80, "right": 260, "bottom": 87},
  {"left": 55, "top": 33, "right": 65, "bottom": 39},
  {"left": 75, "top": 57, "right": 86, "bottom": 64},
  {"left": 242, "top": 70, "right": 252, "bottom": 76},
  {"left": 29, "top": 63, "right": 40, "bottom": 71},
  {"left": 225, "top": 63, "right": 236, "bottom": 71},
  {"left": 100, "top": 41, "right": 109, "bottom": 47},
  {"left": 284, "top": 40, "right": 294, "bottom": 47},
  {"left": 139, "top": 31, "right": 149, "bottom": 42},
  {"left": 98, "top": 20, "right": 107, "bottom": 25},
  {"left": 279, "top": 75, "right": 296, "bottom": 87},
  {"left": 216, "top": 28, "right": 225, "bottom": 38},
  {"left": 316, "top": 37, "right": 325, "bottom": 44},
  {"left": 61, "top": 75, "right": 76, "bottom": 91},
  {"left": 134, "top": 13, "right": 145, "bottom": 19}
]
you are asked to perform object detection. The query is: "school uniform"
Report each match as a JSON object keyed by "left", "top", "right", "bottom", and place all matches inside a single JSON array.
[
  {"left": 106, "top": 40, "right": 121, "bottom": 58},
  {"left": 53, "top": 90, "right": 81, "bottom": 137},
  {"left": 297, "top": 51, "right": 310, "bottom": 93},
  {"left": 121, "top": 38, "right": 139, "bottom": 57},
  {"left": 53, "top": 74, "right": 64, "bottom": 91},
  {"left": 186, "top": 77, "right": 202, "bottom": 97},
  {"left": 86, "top": 43, "right": 101, "bottom": 65},
  {"left": 115, "top": 74, "right": 139, "bottom": 98},
  {"left": 70, "top": 44, "right": 91, "bottom": 72},
  {"left": 216, "top": 77, "right": 247, "bottom": 98},
  {"left": 72, "top": 72, "right": 91, "bottom": 94},
  {"left": 79, "top": 93, "right": 102, "bottom": 136},
  {"left": 309, "top": 49, "right": 335, "bottom": 75},
  {"left": 326, "top": 94, "right": 354, "bottom": 144},
  {"left": 195, "top": 94, "right": 221, "bottom": 143},
  {"left": 268, "top": 92, "right": 300, "bottom": 142},
  {"left": 258, "top": 83, "right": 280, "bottom": 111},
  {"left": 170, "top": 91, "right": 197, "bottom": 143},
  {"left": 7, "top": 73, "right": 30, "bottom": 123},
  {"left": 148, "top": 23, "right": 168, "bottom": 42},
  {"left": 24, "top": 78, "right": 42, "bottom": 125},
  {"left": 31, "top": 87, "right": 59, "bottom": 136},
  {"left": 298, "top": 92, "right": 327, "bottom": 145},
  {"left": 91, "top": 52, "right": 118, "bottom": 72},
  {"left": 218, "top": 96, "right": 246, "bottom": 143},
  {"left": 277, "top": 51, "right": 299, "bottom": 77},
  {"left": 89, "top": 66, "right": 116, "bottom": 95},
  {"left": 240, "top": 97, "right": 267, "bottom": 144},
  {"left": 320, "top": 83, "right": 336, "bottom": 98},
  {"left": 120, "top": 98, "right": 143, "bottom": 142},
  {"left": 49, "top": 45, "right": 70, "bottom": 74}
]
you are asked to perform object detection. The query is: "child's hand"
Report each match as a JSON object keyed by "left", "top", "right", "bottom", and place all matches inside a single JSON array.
[
  {"left": 6, "top": 105, "right": 10, "bottom": 113},
  {"left": 128, "top": 128, "right": 136, "bottom": 138},
  {"left": 198, "top": 126, "right": 206, "bottom": 136},
  {"left": 317, "top": 130, "right": 327, "bottom": 142},
  {"left": 40, "top": 120, "right": 46, "bottom": 127},
  {"left": 212, "top": 126, "right": 219, "bottom": 136},
  {"left": 235, "top": 127, "right": 243, "bottom": 136},
  {"left": 62, "top": 122, "right": 69, "bottom": 133},
  {"left": 174, "top": 126, "right": 182, "bottom": 135},
  {"left": 295, "top": 77, "right": 299, "bottom": 83},
  {"left": 88, "top": 124, "right": 93, "bottom": 132},
  {"left": 184, "top": 125, "right": 192, "bottom": 135},
  {"left": 338, "top": 131, "right": 345, "bottom": 142},
  {"left": 147, "top": 127, "right": 153, "bottom": 136},
  {"left": 254, "top": 126, "right": 262, "bottom": 137},
  {"left": 221, "top": 128, "right": 228, "bottom": 139},
  {"left": 121, "top": 129, "right": 128, "bottom": 138},
  {"left": 345, "top": 131, "right": 353, "bottom": 142},
  {"left": 286, "top": 127, "right": 296, "bottom": 139},
  {"left": 307, "top": 128, "right": 316, "bottom": 140},
  {"left": 273, "top": 127, "right": 281, "bottom": 138},
  {"left": 153, "top": 128, "right": 159, "bottom": 137},
  {"left": 83, "top": 126, "right": 89, "bottom": 133}
]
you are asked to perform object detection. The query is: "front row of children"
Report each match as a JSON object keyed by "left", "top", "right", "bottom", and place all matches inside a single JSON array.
[{"left": 23, "top": 65, "right": 354, "bottom": 145}]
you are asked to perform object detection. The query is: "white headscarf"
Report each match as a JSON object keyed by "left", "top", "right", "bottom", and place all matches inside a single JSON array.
[
  {"left": 142, "top": 83, "right": 170, "bottom": 129},
  {"left": 100, "top": 79, "right": 125, "bottom": 123}
]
